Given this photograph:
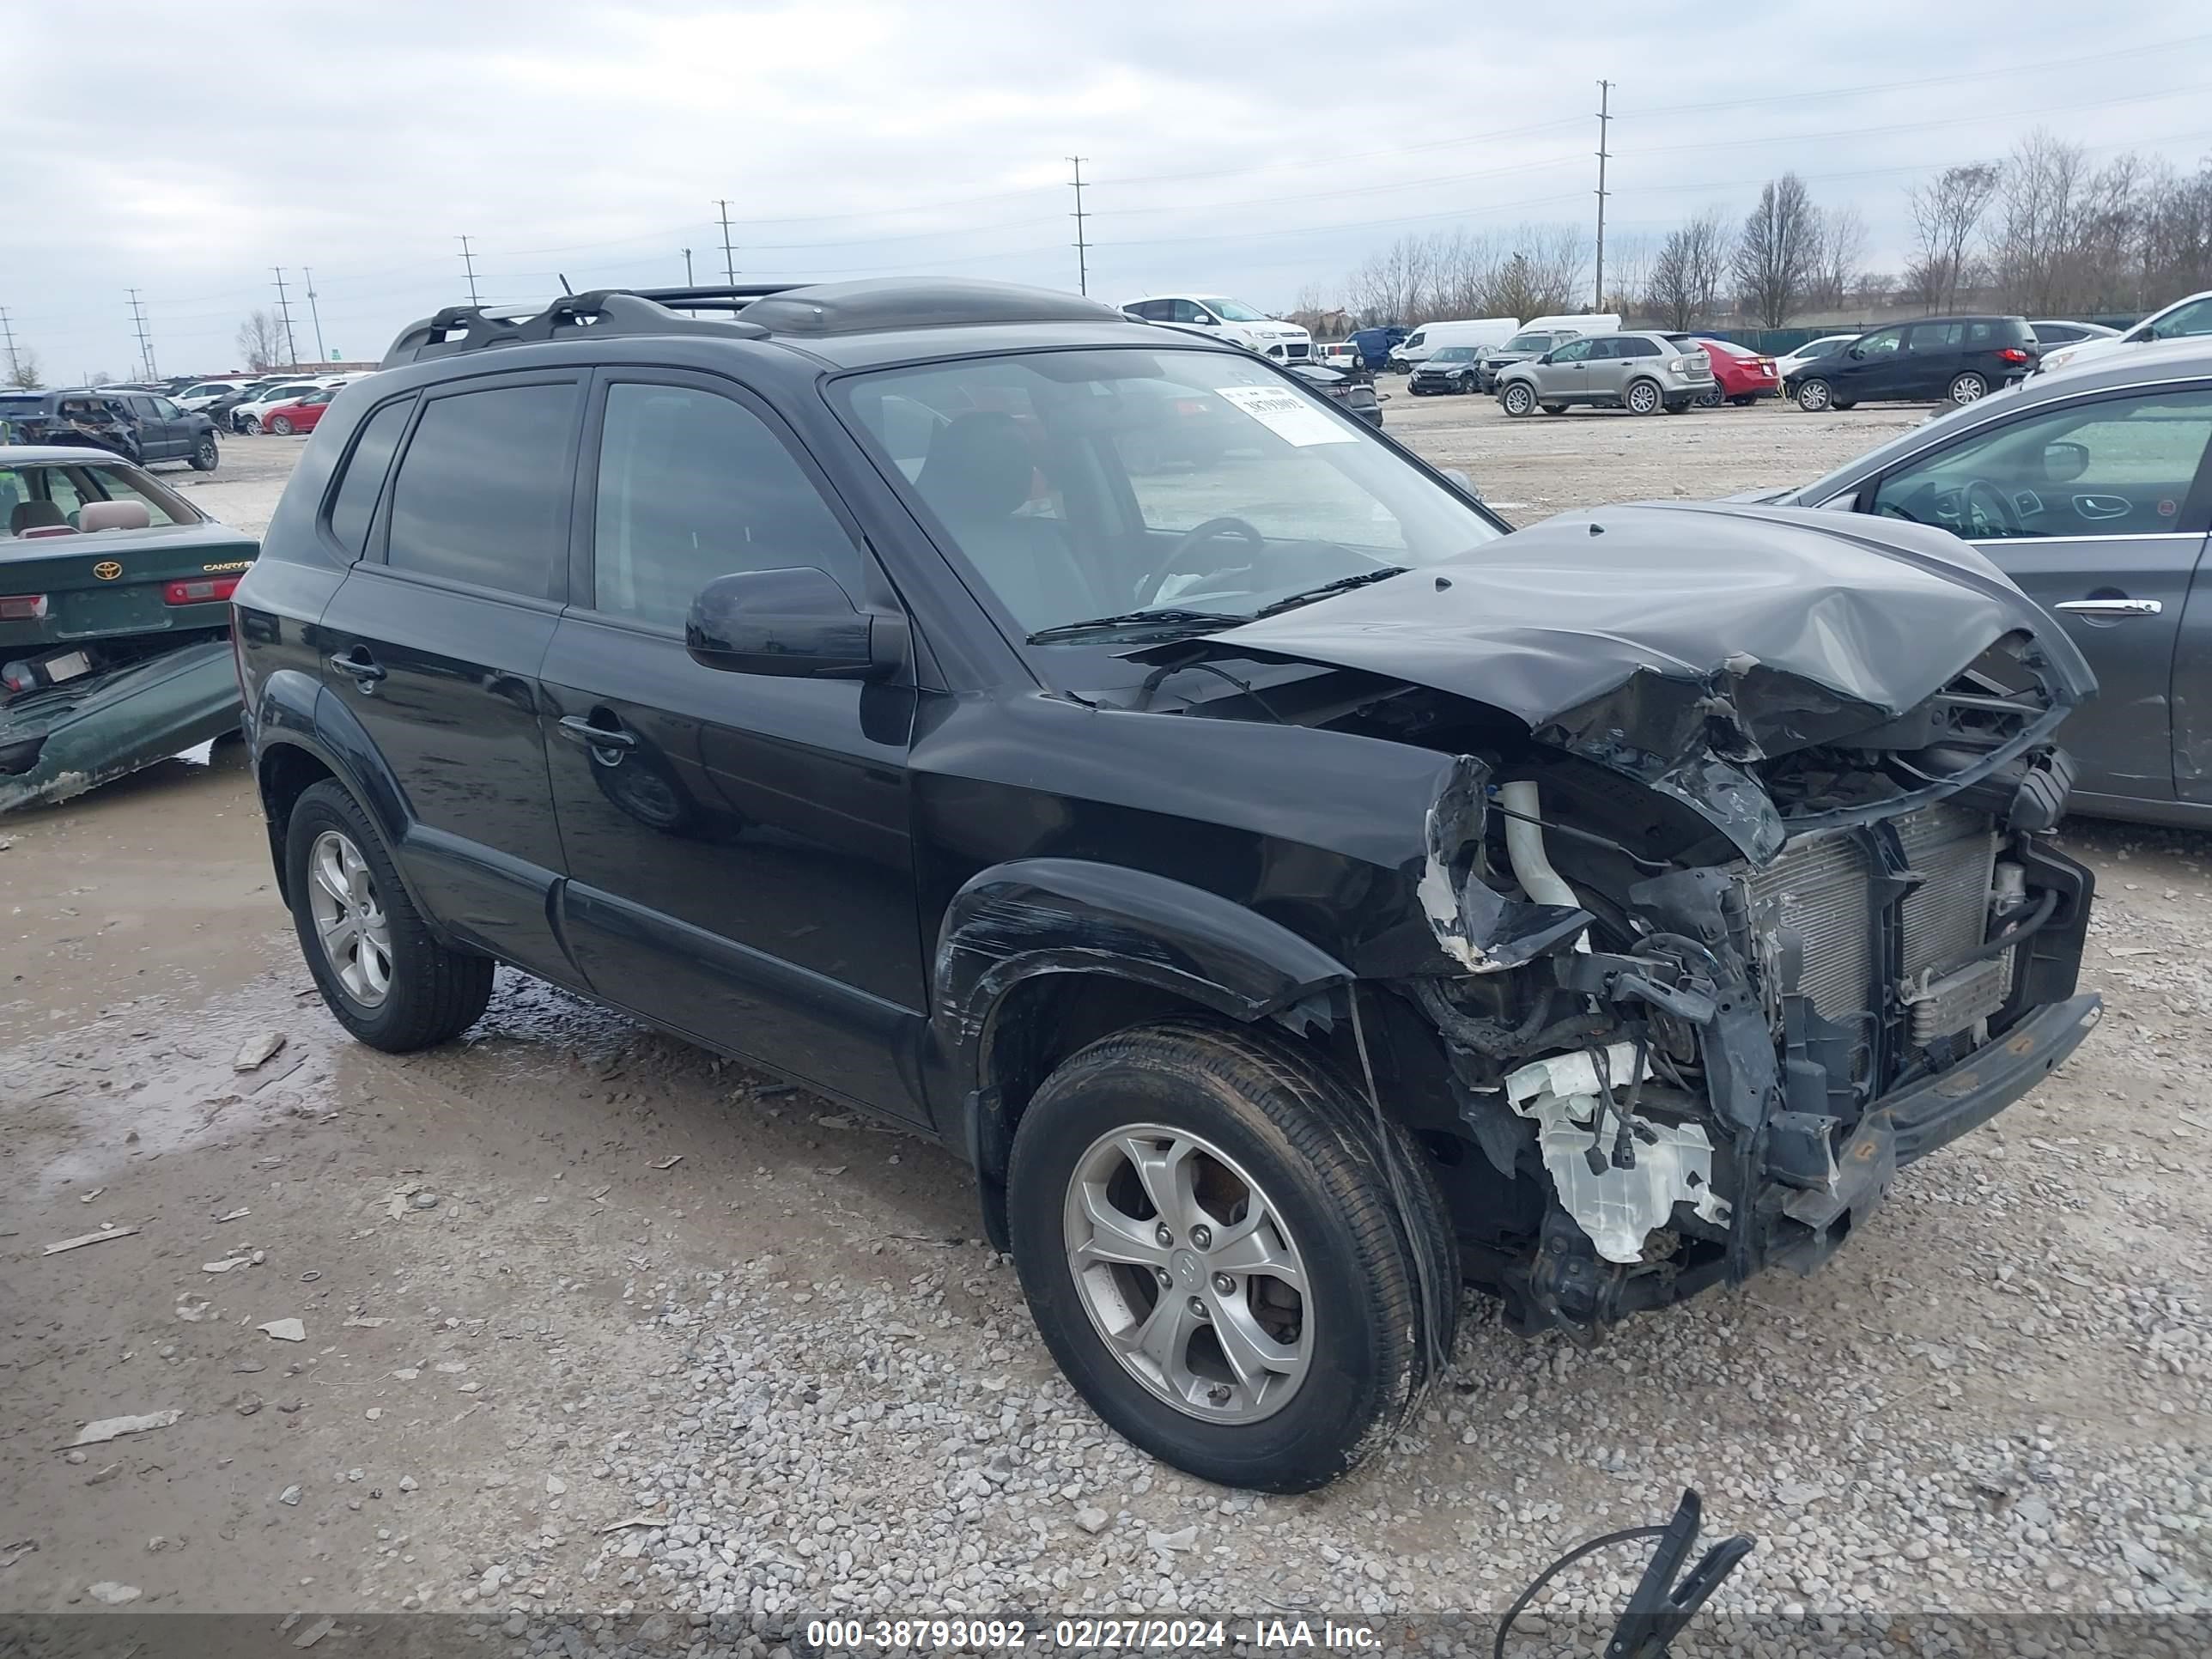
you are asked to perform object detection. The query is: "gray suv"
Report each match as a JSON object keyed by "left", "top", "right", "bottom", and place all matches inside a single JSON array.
[{"left": 1497, "top": 332, "right": 1714, "bottom": 416}]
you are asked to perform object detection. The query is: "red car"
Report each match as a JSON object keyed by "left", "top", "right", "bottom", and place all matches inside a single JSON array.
[
  {"left": 1694, "top": 338, "right": 1779, "bottom": 405},
  {"left": 261, "top": 386, "right": 337, "bottom": 435}
]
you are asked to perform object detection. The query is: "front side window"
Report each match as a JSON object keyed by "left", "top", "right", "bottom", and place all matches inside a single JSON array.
[
  {"left": 1205, "top": 298, "right": 1267, "bottom": 322},
  {"left": 1870, "top": 387, "right": 2212, "bottom": 540},
  {"left": 839, "top": 348, "right": 1501, "bottom": 639},
  {"left": 2148, "top": 297, "right": 2212, "bottom": 340},
  {"left": 386, "top": 382, "right": 577, "bottom": 596},
  {"left": 1550, "top": 338, "right": 1595, "bottom": 363},
  {"left": 1171, "top": 301, "right": 1212, "bottom": 325},
  {"left": 1856, "top": 328, "right": 1905, "bottom": 357},
  {"left": 591, "top": 381, "right": 860, "bottom": 631}
]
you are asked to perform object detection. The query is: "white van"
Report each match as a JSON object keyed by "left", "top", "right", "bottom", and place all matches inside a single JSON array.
[
  {"left": 1387, "top": 318, "right": 1521, "bottom": 371},
  {"left": 1520, "top": 312, "right": 1622, "bottom": 337}
]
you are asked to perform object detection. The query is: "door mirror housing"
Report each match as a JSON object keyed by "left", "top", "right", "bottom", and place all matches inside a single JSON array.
[
  {"left": 1441, "top": 467, "right": 1485, "bottom": 502},
  {"left": 1535, "top": 349, "right": 1556, "bottom": 364},
  {"left": 685, "top": 566, "right": 902, "bottom": 681},
  {"left": 1847, "top": 345, "right": 1866, "bottom": 359},
  {"left": 2042, "top": 440, "right": 2091, "bottom": 484}
]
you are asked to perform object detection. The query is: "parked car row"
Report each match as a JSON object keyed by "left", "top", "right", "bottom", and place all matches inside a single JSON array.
[{"left": 0, "top": 388, "right": 222, "bottom": 471}]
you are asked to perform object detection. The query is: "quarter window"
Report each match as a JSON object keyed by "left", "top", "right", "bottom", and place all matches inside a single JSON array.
[
  {"left": 590, "top": 382, "right": 860, "bottom": 631},
  {"left": 386, "top": 382, "right": 578, "bottom": 596},
  {"left": 1870, "top": 388, "right": 2212, "bottom": 541},
  {"left": 326, "top": 397, "right": 416, "bottom": 556}
]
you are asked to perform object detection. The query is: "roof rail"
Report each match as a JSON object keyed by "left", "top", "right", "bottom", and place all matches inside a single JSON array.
[{"left": 380, "top": 289, "right": 772, "bottom": 369}]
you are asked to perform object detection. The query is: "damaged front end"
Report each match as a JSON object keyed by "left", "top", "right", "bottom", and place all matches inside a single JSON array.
[{"left": 1133, "top": 502, "right": 2103, "bottom": 1339}]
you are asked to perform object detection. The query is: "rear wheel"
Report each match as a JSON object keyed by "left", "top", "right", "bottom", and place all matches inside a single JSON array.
[
  {"left": 1500, "top": 382, "right": 1537, "bottom": 416},
  {"left": 1006, "top": 1020, "right": 1455, "bottom": 1492},
  {"left": 1729, "top": 394, "right": 1757, "bottom": 406},
  {"left": 1948, "top": 371, "right": 1988, "bottom": 405},
  {"left": 1696, "top": 386, "right": 1723, "bottom": 409},
  {"left": 269, "top": 415, "right": 295, "bottom": 436},
  {"left": 284, "top": 781, "right": 493, "bottom": 1052},
  {"left": 1626, "top": 378, "right": 1663, "bottom": 416},
  {"left": 1795, "top": 378, "right": 1833, "bottom": 412}
]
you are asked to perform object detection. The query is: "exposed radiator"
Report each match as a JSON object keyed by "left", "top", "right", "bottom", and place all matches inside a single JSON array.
[{"left": 1743, "top": 803, "right": 1999, "bottom": 1041}]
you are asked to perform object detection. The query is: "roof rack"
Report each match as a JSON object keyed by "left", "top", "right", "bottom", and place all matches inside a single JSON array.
[{"left": 381, "top": 276, "right": 1126, "bottom": 368}]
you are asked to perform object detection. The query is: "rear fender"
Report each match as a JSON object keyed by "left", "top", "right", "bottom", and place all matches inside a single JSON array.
[{"left": 252, "top": 668, "right": 419, "bottom": 906}]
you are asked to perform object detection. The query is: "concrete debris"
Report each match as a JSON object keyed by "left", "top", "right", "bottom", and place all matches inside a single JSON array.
[
  {"left": 43, "top": 1225, "right": 142, "bottom": 1256},
  {"left": 649, "top": 1155, "right": 684, "bottom": 1170},
  {"left": 202, "top": 1257, "right": 252, "bottom": 1273},
  {"left": 68, "top": 1410, "right": 182, "bottom": 1447},
  {"left": 258, "top": 1318, "right": 306, "bottom": 1343},
  {"left": 87, "top": 1582, "right": 141, "bottom": 1605},
  {"left": 215, "top": 1206, "right": 251, "bottom": 1223},
  {"left": 1073, "top": 1506, "right": 1110, "bottom": 1534},
  {"left": 232, "top": 1030, "right": 288, "bottom": 1072},
  {"left": 278, "top": 1485, "right": 302, "bottom": 1506},
  {"left": 1146, "top": 1525, "right": 1199, "bottom": 1552},
  {"left": 291, "top": 1615, "right": 335, "bottom": 1648}
]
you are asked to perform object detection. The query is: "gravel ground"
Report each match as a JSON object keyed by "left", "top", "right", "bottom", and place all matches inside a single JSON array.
[{"left": 2, "top": 407, "right": 2206, "bottom": 1655}]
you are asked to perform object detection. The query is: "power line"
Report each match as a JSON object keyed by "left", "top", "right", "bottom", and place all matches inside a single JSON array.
[
  {"left": 271, "top": 268, "right": 301, "bottom": 367},
  {"left": 715, "top": 200, "right": 738, "bottom": 283},
  {"left": 1068, "top": 157, "right": 1091, "bottom": 295},
  {"left": 1593, "top": 80, "right": 1613, "bottom": 312},
  {"left": 457, "top": 236, "right": 482, "bottom": 306},
  {"left": 303, "top": 267, "right": 328, "bottom": 363},
  {"left": 126, "top": 289, "right": 157, "bottom": 380}
]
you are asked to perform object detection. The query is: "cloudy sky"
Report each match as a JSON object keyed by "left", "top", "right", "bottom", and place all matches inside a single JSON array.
[{"left": 3, "top": 0, "right": 2208, "bottom": 378}]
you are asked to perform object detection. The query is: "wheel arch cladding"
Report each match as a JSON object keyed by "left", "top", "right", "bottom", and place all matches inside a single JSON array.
[{"left": 252, "top": 675, "right": 420, "bottom": 911}]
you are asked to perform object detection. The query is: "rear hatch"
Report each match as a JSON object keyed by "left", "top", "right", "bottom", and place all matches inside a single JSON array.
[{"left": 1, "top": 525, "right": 258, "bottom": 650}]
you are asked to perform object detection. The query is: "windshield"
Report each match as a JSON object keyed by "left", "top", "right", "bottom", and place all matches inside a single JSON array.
[
  {"left": 839, "top": 347, "right": 1501, "bottom": 641},
  {"left": 1504, "top": 332, "right": 1556, "bottom": 352},
  {"left": 1431, "top": 347, "right": 1478, "bottom": 362},
  {"left": 1203, "top": 298, "right": 1268, "bottom": 323}
]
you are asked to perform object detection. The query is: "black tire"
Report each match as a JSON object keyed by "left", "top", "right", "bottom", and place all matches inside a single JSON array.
[
  {"left": 1006, "top": 1018, "right": 1456, "bottom": 1492},
  {"left": 1499, "top": 382, "right": 1537, "bottom": 416},
  {"left": 1696, "top": 386, "right": 1723, "bottom": 409},
  {"left": 240, "top": 415, "right": 262, "bottom": 435},
  {"left": 1541, "top": 404, "right": 1569, "bottom": 416},
  {"left": 1795, "top": 378, "right": 1833, "bottom": 412},
  {"left": 1729, "top": 394, "right": 1756, "bottom": 407},
  {"left": 284, "top": 780, "right": 493, "bottom": 1052},
  {"left": 1626, "top": 378, "right": 1664, "bottom": 416},
  {"left": 1664, "top": 401, "right": 1691, "bottom": 414},
  {"left": 1833, "top": 399, "right": 1857, "bottom": 410},
  {"left": 188, "top": 433, "right": 219, "bottom": 471}
]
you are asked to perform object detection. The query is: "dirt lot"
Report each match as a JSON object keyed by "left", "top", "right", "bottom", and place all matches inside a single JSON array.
[{"left": 3, "top": 416, "right": 2206, "bottom": 1646}]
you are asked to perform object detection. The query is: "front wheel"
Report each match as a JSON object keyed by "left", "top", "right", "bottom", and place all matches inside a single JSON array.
[
  {"left": 1948, "top": 372, "right": 1988, "bottom": 405},
  {"left": 284, "top": 781, "right": 493, "bottom": 1052},
  {"left": 188, "top": 434, "right": 219, "bottom": 471},
  {"left": 1625, "top": 378, "right": 1663, "bottom": 416},
  {"left": 1006, "top": 1020, "right": 1455, "bottom": 1492},
  {"left": 1500, "top": 382, "right": 1537, "bottom": 416},
  {"left": 240, "top": 416, "right": 262, "bottom": 435},
  {"left": 1795, "top": 378, "right": 1833, "bottom": 412}
]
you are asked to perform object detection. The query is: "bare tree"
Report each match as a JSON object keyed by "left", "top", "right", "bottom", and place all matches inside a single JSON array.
[
  {"left": 2142, "top": 153, "right": 2212, "bottom": 299},
  {"left": 1986, "top": 131, "right": 2144, "bottom": 313},
  {"left": 1645, "top": 210, "right": 1730, "bottom": 331},
  {"left": 1732, "top": 174, "right": 1821, "bottom": 326},
  {"left": 1906, "top": 162, "right": 2001, "bottom": 313},
  {"left": 5, "top": 347, "right": 40, "bottom": 391},
  {"left": 1347, "top": 235, "right": 1437, "bottom": 325},
  {"left": 1601, "top": 233, "right": 1655, "bottom": 319},
  {"left": 1809, "top": 205, "right": 1868, "bottom": 312},
  {"left": 236, "top": 308, "right": 289, "bottom": 373}
]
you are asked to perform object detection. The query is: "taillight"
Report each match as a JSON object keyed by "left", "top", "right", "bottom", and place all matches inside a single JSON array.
[
  {"left": 162, "top": 575, "right": 241, "bottom": 606},
  {"left": 0, "top": 594, "right": 48, "bottom": 622},
  {"left": 1998, "top": 347, "right": 2031, "bottom": 363}
]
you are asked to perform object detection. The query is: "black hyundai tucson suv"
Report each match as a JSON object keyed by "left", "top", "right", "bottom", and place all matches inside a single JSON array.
[{"left": 233, "top": 278, "right": 2100, "bottom": 1492}]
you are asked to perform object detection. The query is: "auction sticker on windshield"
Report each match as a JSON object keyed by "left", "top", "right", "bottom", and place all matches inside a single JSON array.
[{"left": 1213, "top": 385, "right": 1356, "bottom": 447}]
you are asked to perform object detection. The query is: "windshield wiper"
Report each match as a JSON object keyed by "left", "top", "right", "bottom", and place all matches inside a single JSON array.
[
  {"left": 1026, "top": 608, "right": 1249, "bottom": 645},
  {"left": 1254, "top": 565, "right": 1409, "bottom": 617}
]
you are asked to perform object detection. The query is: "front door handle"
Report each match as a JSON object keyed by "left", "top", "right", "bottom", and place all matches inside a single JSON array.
[
  {"left": 2053, "top": 599, "right": 2162, "bottom": 618},
  {"left": 557, "top": 714, "right": 635, "bottom": 750},
  {"left": 328, "top": 650, "right": 386, "bottom": 684}
]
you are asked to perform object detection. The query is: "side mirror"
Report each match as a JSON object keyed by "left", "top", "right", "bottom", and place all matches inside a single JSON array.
[
  {"left": 1535, "top": 349, "right": 1557, "bottom": 364},
  {"left": 2042, "top": 440, "right": 2091, "bottom": 484},
  {"left": 1442, "top": 467, "right": 1486, "bottom": 502},
  {"left": 685, "top": 566, "right": 902, "bottom": 681},
  {"left": 1847, "top": 345, "right": 1865, "bottom": 359}
]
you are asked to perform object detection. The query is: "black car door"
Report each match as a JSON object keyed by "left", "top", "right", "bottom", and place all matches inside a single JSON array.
[
  {"left": 316, "top": 372, "right": 584, "bottom": 980},
  {"left": 1864, "top": 382, "right": 2212, "bottom": 806},
  {"left": 1832, "top": 325, "right": 1908, "bottom": 401},
  {"left": 537, "top": 368, "right": 929, "bottom": 1119},
  {"left": 1901, "top": 321, "right": 1966, "bottom": 399}
]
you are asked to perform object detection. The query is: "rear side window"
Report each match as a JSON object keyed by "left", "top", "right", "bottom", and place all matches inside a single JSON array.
[
  {"left": 1620, "top": 337, "right": 1662, "bottom": 358},
  {"left": 590, "top": 381, "right": 860, "bottom": 631},
  {"left": 326, "top": 397, "right": 416, "bottom": 556},
  {"left": 386, "top": 382, "right": 578, "bottom": 597}
]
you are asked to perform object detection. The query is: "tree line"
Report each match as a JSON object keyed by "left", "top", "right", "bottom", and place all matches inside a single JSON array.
[{"left": 1296, "top": 128, "right": 2212, "bottom": 334}]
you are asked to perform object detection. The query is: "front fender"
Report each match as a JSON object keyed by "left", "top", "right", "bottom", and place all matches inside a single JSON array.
[{"left": 932, "top": 857, "right": 1353, "bottom": 1091}]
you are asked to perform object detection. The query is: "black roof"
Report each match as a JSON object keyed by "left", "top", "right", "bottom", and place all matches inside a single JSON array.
[{"left": 382, "top": 278, "right": 1165, "bottom": 371}]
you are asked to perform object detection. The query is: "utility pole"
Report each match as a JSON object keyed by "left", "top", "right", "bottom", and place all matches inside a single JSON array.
[
  {"left": 127, "top": 289, "right": 157, "bottom": 380},
  {"left": 303, "top": 266, "right": 328, "bottom": 364},
  {"left": 271, "top": 268, "right": 301, "bottom": 368},
  {"left": 1593, "top": 79, "right": 1613, "bottom": 313},
  {"left": 456, "top": 235, "right": 482, "bottom": 307},
  {"left": 682, "top": 247, "right": 695, "bottom": 285},
  {"left": 1068, "top": 156, "right": 1092, "bottom": 295},
  {"left": 0, "top": 307, "right": 20, "bottom": 384},
  {"left": 714, "top": 201, "right": 737, "bottom": 285}
]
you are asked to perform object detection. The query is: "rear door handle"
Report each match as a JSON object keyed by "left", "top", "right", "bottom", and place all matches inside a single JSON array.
[
  {"left": 2053, "top": 599, "right": 2162, "bottom": 617},
  {"left": 328, "top": 650, "right": 386, "bottom": 683},
  {"left": 556, "top": 714, "right": 635, "bottom": 750}
]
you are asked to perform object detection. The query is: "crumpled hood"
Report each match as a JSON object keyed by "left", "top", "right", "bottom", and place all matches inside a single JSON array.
[{"left": 1133, "top": 502, "right": 2095, "bottom": 859}]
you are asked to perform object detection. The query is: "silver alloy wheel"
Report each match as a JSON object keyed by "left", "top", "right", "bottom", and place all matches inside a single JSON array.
[
  {"left": 1062, "top": 1124, "right": 1312, "bottom": 1424},
  {"left": 1502, "top": 382, "right": 1534, "bottom": 415},
  {"left": 1950, "top": 372, "right": 1987, "bottom": 404},
  {"left": 307, "top": 829, "right": 392, "bottom": 1008},
  {"left": 1797, "top": 379, "right": 1832, "bottom": 411},
  {"left": 1627, "top": 380, "right": 1660, "bottom": 414}
]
